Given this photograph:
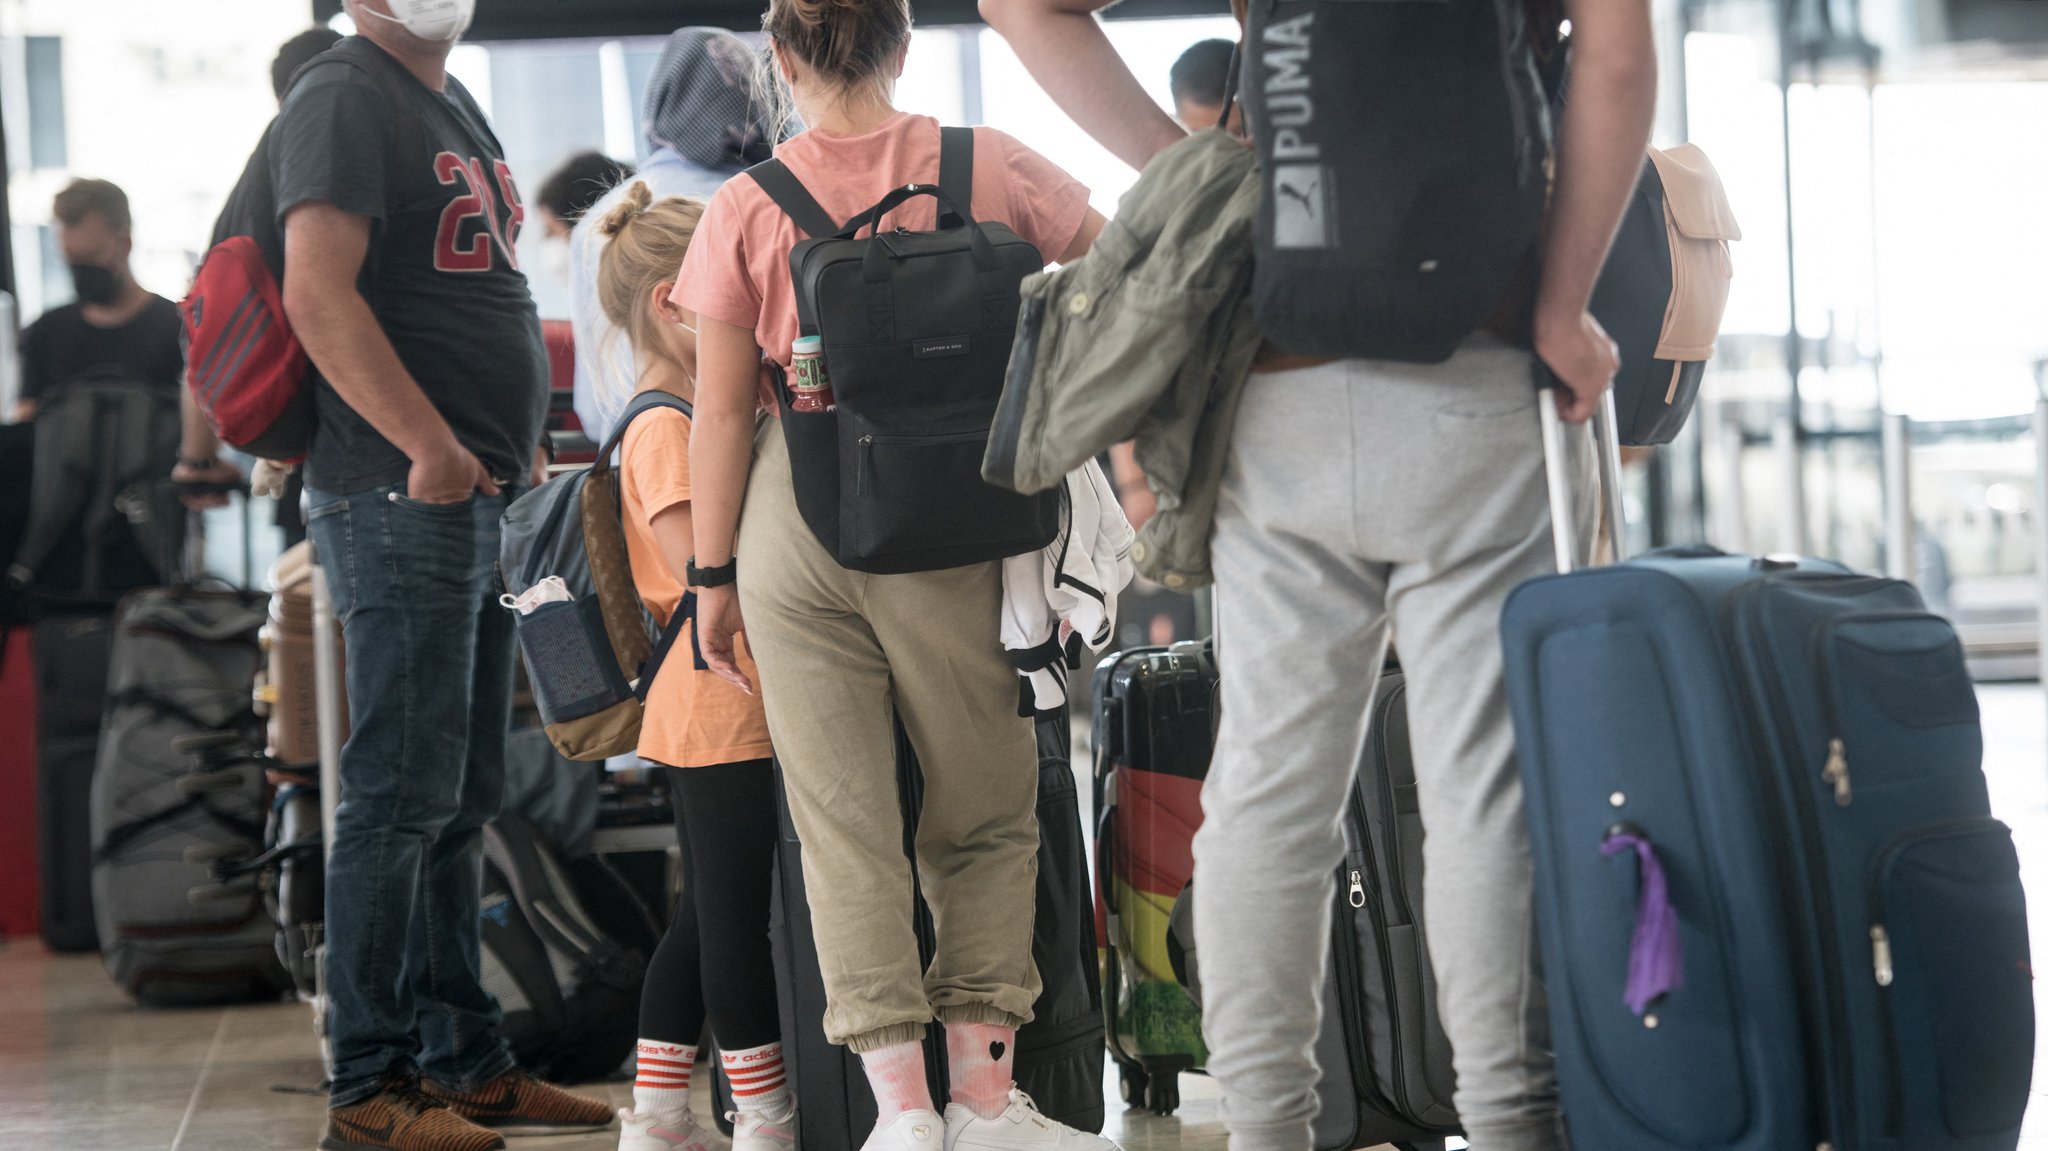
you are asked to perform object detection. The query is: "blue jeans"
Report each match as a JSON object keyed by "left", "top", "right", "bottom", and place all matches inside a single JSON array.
[{"left": 308, "top": 482, "right": 521, "bottom": 1107}]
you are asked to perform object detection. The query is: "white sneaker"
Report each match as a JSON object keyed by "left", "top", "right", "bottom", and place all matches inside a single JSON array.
[
  {"left": 732, "top": 1108, "right": 799, "bottom": 1151},
  {"left": 943, "top": 1089, "right": 1121, "bottom": 1151},
  {"left": 861, "top": 1108, "right": 948, "bottom": 1151},
  {"left": 618, "top": 1106, "right": 716, "bottom": 1151}
]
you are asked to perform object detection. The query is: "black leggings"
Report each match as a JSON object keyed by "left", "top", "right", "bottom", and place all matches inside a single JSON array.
[{"left": 638, "top": 759, "right": 782, "bottom": 1051}]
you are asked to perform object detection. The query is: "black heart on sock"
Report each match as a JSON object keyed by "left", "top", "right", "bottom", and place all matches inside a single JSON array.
[{"left": 989, "top": 1040, "right": 1006, "bottom": 1063}]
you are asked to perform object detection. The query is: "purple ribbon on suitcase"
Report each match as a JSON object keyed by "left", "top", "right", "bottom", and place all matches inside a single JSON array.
[{"left": 1600, "top": 828, "right": 1683, "bottom": 1016}]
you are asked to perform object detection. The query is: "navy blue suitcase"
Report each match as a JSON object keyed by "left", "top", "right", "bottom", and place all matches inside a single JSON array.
[{"left": 1502, "top": 395, "right": 2033, "bottom": 1151}]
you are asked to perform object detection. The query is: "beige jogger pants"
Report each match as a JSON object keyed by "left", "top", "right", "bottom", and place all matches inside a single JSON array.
[{"left": 735, "top": 422, "right": 1043, "bottom": 1052}]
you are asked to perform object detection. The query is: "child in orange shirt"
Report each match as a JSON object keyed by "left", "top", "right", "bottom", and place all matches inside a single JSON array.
[{"left": 594, "top": 183, "right": 790, "bottom": 1151}]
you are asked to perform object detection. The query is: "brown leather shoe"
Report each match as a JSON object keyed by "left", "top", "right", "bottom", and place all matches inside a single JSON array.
[
  {"left": 422, "top": 1068, "right": 614, "bottom": 1136},
  {"left": 321, "top": 1075, "right": 505, "bottom": 1151}
]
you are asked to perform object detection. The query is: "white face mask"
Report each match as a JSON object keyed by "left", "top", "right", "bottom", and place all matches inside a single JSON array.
[
  {"left": 539, "top": 237, "right": 571, "bottom": 285},
  {"left": 358, "top": 0, "right": 475, "bottom": 43}
]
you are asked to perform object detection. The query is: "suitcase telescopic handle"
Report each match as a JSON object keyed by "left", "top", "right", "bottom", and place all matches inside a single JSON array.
[{"left": 1535, "top": 361, "right": 1631, "bottom": 574}]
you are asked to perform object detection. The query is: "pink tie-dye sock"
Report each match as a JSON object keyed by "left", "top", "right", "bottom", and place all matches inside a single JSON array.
[
  {"left": 861, "top": 1040, "right": 935, "bottom": 1126},
  {"left": 945, "top": 1022, "right": 1017, "bottom": 1120}
]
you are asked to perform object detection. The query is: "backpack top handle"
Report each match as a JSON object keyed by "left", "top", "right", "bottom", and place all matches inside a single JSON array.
[
  {"left": 746, "top": 125, "right": 976, "bottom": 240},
  {"left": 844, "top": 183, "right": 1003, "bottom": 284}
]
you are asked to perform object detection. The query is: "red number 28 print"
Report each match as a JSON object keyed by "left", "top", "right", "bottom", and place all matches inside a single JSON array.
[{"left": 433, "top": 152, "right": 526, "bottom": 273}]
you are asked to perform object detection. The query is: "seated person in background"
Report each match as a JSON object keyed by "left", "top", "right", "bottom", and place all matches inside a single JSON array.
[
  {"left": 15, "top": 179, "right": 182, "bottom": 424},
  {"left": 1168, "top": 39, "right": 1241, "bottom": 135}
]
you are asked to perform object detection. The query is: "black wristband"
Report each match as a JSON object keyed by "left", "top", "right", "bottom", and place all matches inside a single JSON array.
[{"left": 687, "top": 557, "right": 737, "bottom": 588}]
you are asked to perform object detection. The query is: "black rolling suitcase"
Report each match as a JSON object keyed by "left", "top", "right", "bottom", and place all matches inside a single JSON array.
[
  {"left": 770, "top": 713, "right": 1105, "bottom": 1151},
  {"left": 33, "top": 610, "right": 115, "bottom": 952},
  {"left": 1092, "top": 640, "right": 1457, "bottom": 1150}
]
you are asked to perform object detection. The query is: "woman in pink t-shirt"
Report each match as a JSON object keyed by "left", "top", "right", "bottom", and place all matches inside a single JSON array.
[{"left": 672, "top": 2, "right": 1108, "bottom": 1151}]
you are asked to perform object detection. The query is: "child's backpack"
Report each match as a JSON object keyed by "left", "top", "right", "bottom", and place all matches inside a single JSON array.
[
  {"left": 1242, "top": 0, "right": 1553, "bottom": 363},
  {"left": 180, "top": 37, "right": 418, "bottom": 462},
  {"left": 746, "top": 127, "right": 1062, "bottom": 573},
  {"left": 498, "top": 391, "right": 693, "bottom": 761},
  {"left": 1591, "top": 144, "right": 1742, "bottom": 446}
]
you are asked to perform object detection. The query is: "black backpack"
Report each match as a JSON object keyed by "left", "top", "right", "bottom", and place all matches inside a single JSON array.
[
  {"left": 1242, "top": 0, "right": 1553, "bottom": 362},
  {"left": 8, "top": 369, "right": 182, "bottom": 607},
  {"left": 479, "top": 811, "right": 648, "bottom": 1082},
  {"left": 747, "top": 128, "right": 1060, "bottom": 574}
]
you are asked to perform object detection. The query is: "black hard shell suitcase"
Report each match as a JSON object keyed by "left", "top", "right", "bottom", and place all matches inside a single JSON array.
[
  {"left": 33, "top": 610, "right": 114, "bottom": 952},
  {"left": 1091, "top": 640, "right": 1457, "bottom": 1149},
  {"left": 1501, "top": 386, "right": 2032, "bottom": 1151},
  {"left": 771, "top": 714, "right": 1104, "bottom": 1151}
]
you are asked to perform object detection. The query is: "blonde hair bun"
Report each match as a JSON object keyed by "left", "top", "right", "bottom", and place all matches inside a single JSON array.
[{"left": 599, "top": 180, "right": 656, "bottom": 238}]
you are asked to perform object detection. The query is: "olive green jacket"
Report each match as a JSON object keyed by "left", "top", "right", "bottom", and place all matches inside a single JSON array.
[{"left": 982, "top": 130, "right": 1262, "bottom": 591}]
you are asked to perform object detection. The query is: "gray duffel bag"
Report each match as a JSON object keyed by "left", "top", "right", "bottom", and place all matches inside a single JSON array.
[{"left": 92, "top": 586, "right": 289, "bottom": 1006}]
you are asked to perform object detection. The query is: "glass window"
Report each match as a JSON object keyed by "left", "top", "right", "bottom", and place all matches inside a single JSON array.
[{"left": 25, "top": 36, "right": 66, "bottom": 170}]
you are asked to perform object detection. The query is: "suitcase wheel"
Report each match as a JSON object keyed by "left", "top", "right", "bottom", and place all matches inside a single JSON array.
[
  {"left": 1117, "top": 1062, "right": 1148, "bottom": 1109},
  {"left": 1142, "top": 1071, "right": 1179, "bottom": 1116},
  {"left": 1131, "top": 1056, "right": 1189, "bottom": 1116}
]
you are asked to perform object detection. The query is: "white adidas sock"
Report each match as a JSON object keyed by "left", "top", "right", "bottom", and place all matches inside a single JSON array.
[
  {"left": 722, "top": 1041, "right": 795, "bottom": 1122},
  {"left": 634, "top": 1038, "right": 698, "bottom": 1119}
]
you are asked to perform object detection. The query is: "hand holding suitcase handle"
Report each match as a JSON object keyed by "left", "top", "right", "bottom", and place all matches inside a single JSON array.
[{"left": 1534, "top": 360, "right": 1630, "bottom": 574}]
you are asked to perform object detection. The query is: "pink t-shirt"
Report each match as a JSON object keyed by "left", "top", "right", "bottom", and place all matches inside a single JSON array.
[{"left": 674, "top": 113, "right": 1091, "bottom": 368}]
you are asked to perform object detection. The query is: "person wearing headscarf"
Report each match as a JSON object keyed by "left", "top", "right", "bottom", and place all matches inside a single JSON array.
[{"left": 569, "top": 27, "right": 774, "bottom": 445}]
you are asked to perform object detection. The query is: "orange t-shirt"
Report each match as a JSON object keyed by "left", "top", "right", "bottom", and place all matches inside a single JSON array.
[
  {"left": 619, "top": 404, "right": 773, "bottom": 768},
  {"left": 674, "top": 113, "right": 1091, "bottom": 369}
]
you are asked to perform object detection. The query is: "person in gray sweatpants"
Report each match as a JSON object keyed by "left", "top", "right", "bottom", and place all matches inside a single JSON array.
[
  {"left": 1194, "top": 347, "right": 1595, "bottom": 1151},
  {"left": 981, "top": 0, "right": 1656, "bottom": 1146}
]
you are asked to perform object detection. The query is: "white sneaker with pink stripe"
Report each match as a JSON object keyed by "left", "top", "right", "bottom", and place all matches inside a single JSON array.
[{"left": 618, "top": 1106, "right": 716, "bottom": 1151}]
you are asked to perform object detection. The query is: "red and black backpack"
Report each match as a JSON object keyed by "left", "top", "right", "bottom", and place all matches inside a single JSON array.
[{"left": 181, "top": 37, "right": 414, "bottom": 462}]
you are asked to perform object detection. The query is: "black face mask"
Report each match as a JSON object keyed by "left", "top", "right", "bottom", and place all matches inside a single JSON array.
[{"left": 68, "top": 263, "right": 120, "bottom": 307}]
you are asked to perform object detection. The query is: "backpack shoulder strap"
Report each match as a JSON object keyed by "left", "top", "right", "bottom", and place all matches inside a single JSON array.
[
  {"left": 745, "top": 158, "right": 840, "bottom": 240},
  {"left": 595, "top": 390, "right": 694, "bottom": 466},
  {"left": 938, "top": 126, "right": 973, "bottom": 230}
]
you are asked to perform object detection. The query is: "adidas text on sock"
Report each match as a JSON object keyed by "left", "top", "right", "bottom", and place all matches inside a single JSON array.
[
  {"left": 722, "top": 1042, "right": 794, "bottom": 1121},
  {"left": 635, "top": 1039, "right": 697, "bottom": 1118}
]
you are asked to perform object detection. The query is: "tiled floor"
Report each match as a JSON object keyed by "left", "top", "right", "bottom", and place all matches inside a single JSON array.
[
  {"left": 2, "top": 685, "right": 2044, "bottom": 1151},
  {"left": 0, "top": 944, "right": 1236, "bottom": 1151}
]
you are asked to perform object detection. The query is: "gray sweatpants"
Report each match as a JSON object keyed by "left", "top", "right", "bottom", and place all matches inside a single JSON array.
[{"left": 1192, "top": 342, "right": 1595, "bottom": 1151}]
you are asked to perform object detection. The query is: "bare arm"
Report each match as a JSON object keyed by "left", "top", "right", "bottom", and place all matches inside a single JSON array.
[
  {"left": 281, "top": 201, "right": 495, "bottom": 501},
  {"left": 172, "top": 378, "right": 243, "bottom": 510},
  {"left": 1533, "top": 0, "right": 1658, "bottom": 422},
  {"left": 1060, "top": 208, "right": 1109, "bottom": 265},
  {"left": 687, "top": 316, "right": 764, "bottom": 694},
  {"left": 979, "top": 0, "right": 1187, "bottom": 171}
]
